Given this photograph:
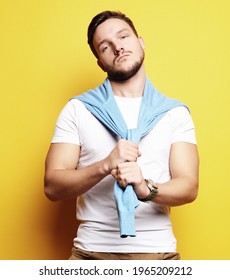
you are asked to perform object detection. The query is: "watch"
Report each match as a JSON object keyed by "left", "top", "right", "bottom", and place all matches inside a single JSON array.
[{"left": 140, "top": 179, "right": 158, "bottom": 202}]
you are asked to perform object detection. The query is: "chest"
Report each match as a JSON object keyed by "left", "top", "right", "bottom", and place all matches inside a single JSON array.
[{"left": 77, "top": 107, "right": 174, "bottom": 177}]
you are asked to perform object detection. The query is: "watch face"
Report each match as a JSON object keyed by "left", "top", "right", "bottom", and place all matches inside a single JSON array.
[
  {"left": 147, "top": 179, "right": 158, "bottom": 190},
  {"left": 147, "top": 182, "right": 154, "bottom": 191}
]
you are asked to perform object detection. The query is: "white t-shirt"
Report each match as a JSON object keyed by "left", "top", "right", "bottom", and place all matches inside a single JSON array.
[{"left": 52, "top": 97, "right": 196, "bottom": 253}]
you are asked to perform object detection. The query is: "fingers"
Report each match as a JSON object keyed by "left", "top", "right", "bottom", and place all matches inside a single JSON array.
[
  {"left": 111, "top": 162, "right": 148, "bottom": 199},
  {"left": 115, "top": 162, "right": 143, "bottom": 189},
  {"left": 104, "top": 139, "right": 141, "bottom": 173},
  {"left": 117, "top": 139, "right": 141, "bottom": 162},
  {"left": 111, "top": 168, "right": 118, "bottom": 180}
]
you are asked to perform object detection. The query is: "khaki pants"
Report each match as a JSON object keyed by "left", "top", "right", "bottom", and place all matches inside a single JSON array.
[{"left": 69, "top": 247, "right": 180, "bottom": 260}]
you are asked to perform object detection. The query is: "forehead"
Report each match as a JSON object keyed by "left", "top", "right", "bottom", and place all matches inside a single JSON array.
[{"left": 93, "top": 18, "right": 133, "bottom": 44}]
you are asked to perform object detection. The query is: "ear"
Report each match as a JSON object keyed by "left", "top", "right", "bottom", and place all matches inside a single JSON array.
[
  {"left": 138, "top": 36, "right": 145, "bottom": 50},
  {"left": 97, "top": 60, "right": 106, "bottom": 72}
]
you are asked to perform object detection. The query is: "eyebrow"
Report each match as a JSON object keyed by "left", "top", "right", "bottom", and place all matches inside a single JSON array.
[{"left": 97, "top": 28, "right": 130, "bottom": 49}]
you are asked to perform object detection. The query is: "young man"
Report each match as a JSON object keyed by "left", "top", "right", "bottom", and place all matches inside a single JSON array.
[{"left": 44, "top": 10, "right": 199, "bottom": 260}]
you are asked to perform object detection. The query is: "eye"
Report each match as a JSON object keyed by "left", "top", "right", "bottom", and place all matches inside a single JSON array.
[
  {"left": 101, "top": 44, "right": 110, "bottom": 53},
  {"left": 120, "top": 32, "right": 129, "bottom": 39}
]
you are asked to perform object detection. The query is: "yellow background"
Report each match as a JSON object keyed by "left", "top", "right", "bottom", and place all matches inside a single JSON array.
[{"left": 0, "top": 0, "right": 229, "bottom": 260}]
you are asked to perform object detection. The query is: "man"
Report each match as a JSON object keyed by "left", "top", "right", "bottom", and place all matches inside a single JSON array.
[{"left": 44, "top": 10, "right": 199, "bottom": 260}]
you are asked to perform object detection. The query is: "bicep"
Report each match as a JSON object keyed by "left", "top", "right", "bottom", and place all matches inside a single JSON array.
[
  {"left": 169, "top": 142, "right": 199, "bottom": 184},
  {"left": 45, "top": 143, "right": 80, "bottom": 172}
]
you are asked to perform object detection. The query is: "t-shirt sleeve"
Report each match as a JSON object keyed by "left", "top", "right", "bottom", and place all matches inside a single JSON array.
[
  {"left": 170, "top": 106, "right": 197, "bottom": 144},
  {"left": 51, "top": 99, "right": 80, "bottom": 145}
]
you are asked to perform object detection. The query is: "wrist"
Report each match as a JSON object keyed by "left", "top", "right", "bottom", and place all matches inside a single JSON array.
[
  {"left": 135, "top": 179, "right": 150, "bottom": 200},
  {"left": 99, "top": 159, "right": 111, "bottom": 176},
  {"left": 139, "top": 179, "right": 158, "bottom": 202}
]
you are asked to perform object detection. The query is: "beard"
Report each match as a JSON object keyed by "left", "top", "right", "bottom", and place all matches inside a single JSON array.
[{"left": 105, "top": 52, "right": 145, "bottom": 82}]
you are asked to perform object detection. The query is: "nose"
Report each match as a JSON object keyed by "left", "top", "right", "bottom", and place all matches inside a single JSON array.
[{"left": 114, "top": 45, "right": 124, "bottom": 55}]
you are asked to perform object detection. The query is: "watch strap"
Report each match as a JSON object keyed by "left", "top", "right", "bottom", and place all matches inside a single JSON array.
[{"left": 140, "top": 179, "right": 158, "bottom": 202}]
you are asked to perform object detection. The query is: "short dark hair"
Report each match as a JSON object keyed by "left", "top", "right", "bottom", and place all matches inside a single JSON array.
[{"left": 87, "top": 10, "right": 138, "bottom": 58}]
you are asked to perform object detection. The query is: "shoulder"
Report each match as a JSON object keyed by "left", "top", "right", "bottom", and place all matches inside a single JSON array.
[
  {"left": 167, "top": 106, "right": 190, "bottom": 118},
  {"left": 166, "top": 106, "right": 193, "bottom": 127},
  {"left": 58, "top": 98, "right": 89, "bottom": 119},
  {"left": 167, "top": 106, "right": 197, "bottom": 144},
  {"left": 63, "top": 98, "right": 87, "bottom": 112}
]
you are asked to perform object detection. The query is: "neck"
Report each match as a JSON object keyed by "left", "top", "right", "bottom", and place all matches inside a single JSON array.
[{"left": 109, "top": 66, "right": 146, "bottom": 98}]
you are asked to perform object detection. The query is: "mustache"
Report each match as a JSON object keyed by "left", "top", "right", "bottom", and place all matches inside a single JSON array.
[{"left": 114, "top": 51, "right": 132, "bottom": 63}]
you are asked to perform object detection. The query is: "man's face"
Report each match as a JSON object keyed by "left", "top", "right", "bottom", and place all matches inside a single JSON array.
[{"left": 93, "top": 18, "right": 145, "bottom": 82}]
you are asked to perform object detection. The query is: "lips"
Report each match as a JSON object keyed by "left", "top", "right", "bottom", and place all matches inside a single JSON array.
[{"left": 115, "top": 52, "right": 131, "bottom": 63}]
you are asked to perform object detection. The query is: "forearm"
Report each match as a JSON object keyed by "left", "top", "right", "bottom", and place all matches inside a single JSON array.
[
  {"left": 44, "top": 139, "right": 141, "bottom": 201},
  {"left": 152, "top": 176, "right": 198, "bottom": 207},
  {"left": 44, "top": 159, "right": 109, "bottom": 201}
]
